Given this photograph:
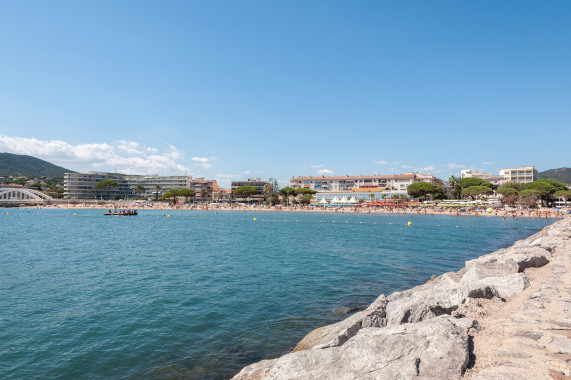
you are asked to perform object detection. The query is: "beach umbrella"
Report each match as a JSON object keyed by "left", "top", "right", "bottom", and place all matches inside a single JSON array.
[{"left": 486, "top": 208, "right": 493, "bottom": 213}]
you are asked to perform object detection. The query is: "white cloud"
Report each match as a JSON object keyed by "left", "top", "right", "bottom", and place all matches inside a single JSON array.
[
  {"left": 373, "top": 160, "right": 387, "bottom": 165},
  {"left": 0, "top": 135, "right": 191, "bottom": 174},
  {"left": 447, "top": 163, "right": 466, "bottom": 169},
  {"left": 310, "top": 164, "right": 324, "bottom": 169},
  {"left": 318, "top": 169, "right": 333, "bottom": 174},
  {"left": 393, "top": 161, "right": 400, "bottom": 165},
  {"left": 482, "top": 161, "right": 494, "bottom": 165},
  {"left": 191, "top": 156, "right": 212, "bottom": 169},
  {"left": 243, "top": 170, "right": 252, "bottom": 175},
  {"left": 401, "top": 165, "right": 414, "bottom": 169}
]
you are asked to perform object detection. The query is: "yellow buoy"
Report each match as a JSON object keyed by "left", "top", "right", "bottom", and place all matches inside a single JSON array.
[
  {"left": 6, "top": 212, "right": 9, "bottom": 215},
  {"left": 408, "top": 221, "right": 412, "bottom": 226},
  {"left": 73, "top": 213, "right": 76, "bottom": 216},
  {"left": 167, "top": 215, "right": 170, "bottom": 218},
  {"left": 253, "top": 218, "right": 257, "bottom": 221}
]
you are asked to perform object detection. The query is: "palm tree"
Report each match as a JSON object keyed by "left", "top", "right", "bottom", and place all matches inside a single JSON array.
[
  {"left": 200, "top": 189, "right": 207, "bottom": 204},
  {"left": 154, "top": 185, "right": 162, "bottom": 202},
  {"left": 135, "top": 184, "right": 145, "bottom": 199}
]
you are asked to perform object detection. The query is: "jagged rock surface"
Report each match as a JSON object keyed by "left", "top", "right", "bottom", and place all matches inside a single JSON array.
[{"left": 233, "top": 317, "right": 470, "bottom": 380}]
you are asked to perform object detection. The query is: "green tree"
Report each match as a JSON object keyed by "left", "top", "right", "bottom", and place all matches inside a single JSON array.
[
  {"left": 519, "top": 189, "right": 542, "bottom": 207},
  {"left": 280, "top": 186, "right": 295, "bottom": 206},
  {"left": 178, "top": 188, "right": 196, "bottom": 203},
  {"left": 135, "top": 184, "right": 146, "bottom": 199},
  {"left": 459, "top": 177, "right": 493, "bottom": 190},
  {"left": 498, "top": 181, "right": 522, "bottom": 192},
  {"left": 299, "top": 194, "right": 312, "bottom": 205},
  {"left": 521, "top": 179, "right": 567, "bottom": 206},
  {"left": 200, "top": 189, "right": 207, "bottom": 204},
  {"left": 163, "top": 189, "right": 181, "bottom": 204},
  {"left": 294, "top": 188, "right": 317, "bottom": 195},
  {"left": 96, "top": 179, "right": 119, "bottom": 200},
  {"left": 447, "top": 175, "right": 462, "bottom": 199},
  {"left": 407, "top": 182, "right": 446, "bottom": 201},
  {"left": 154, "top": 185, "right": 162, "bottom": 202},
  {"left": 498, "top": 187, "right": 519, "bottom": 196},
  {"left": 233, "top": 185, "right": 258, "bottom": 204},
  {"left": 462, "top": 185, "right": 493, "bottom": 200}
]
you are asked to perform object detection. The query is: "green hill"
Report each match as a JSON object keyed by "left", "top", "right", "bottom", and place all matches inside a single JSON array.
[
  {"left": 0, "top": 152, "right": 74, "bottom": 177},
  {"left": 538, "top": 167, "right": 571, "bottom": 185}
]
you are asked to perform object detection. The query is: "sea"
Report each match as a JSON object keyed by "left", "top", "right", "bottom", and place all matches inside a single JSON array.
[{"left": 0, "top": 208, "right": 555, "bottom": 379}]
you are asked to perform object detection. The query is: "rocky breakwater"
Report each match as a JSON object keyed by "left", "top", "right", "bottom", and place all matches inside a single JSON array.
[{"left": 232, "top": 218, "right": 571, "bottom": 380}]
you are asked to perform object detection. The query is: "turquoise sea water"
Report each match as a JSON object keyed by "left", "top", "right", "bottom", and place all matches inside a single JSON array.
[{"left": 0, "top": 208, "right": 554, "bottom": 379}]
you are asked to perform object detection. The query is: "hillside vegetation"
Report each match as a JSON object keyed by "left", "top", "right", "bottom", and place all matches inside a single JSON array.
[
  {"left": 539, "top": 168, "right": 571, "bottom": 185},
  {"left": 0, "top": 152, "right": 73, "bottom": 177}
]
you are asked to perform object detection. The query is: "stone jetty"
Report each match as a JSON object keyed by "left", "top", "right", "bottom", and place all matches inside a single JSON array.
[{"left": 232, "top": 218, "right": 571, "bottom": 380}]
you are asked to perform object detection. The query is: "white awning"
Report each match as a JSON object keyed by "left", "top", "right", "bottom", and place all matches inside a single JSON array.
[
  {"left": 331, "top": 197, "right": 340, "bottom": 203},
  {"left": 348, "top": 196, "right": 358, "bottom": 203},
  {"left": 339, "top": 196, "right": 349, "bottom": 203},
  {"left": 319, "top": 198, "right": 328, "bottom": 204}
]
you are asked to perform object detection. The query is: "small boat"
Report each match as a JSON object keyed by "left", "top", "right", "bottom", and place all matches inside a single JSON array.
[{"left": 104, "top": 209, "right": 138, "bottom": 216}]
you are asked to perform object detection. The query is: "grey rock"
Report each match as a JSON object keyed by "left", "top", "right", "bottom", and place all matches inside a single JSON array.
[
  {"left": 386, "top": 272, "right": 464, "bottom": 325},
  {"left": 233, "top": 317, "right": 469, "bottom": 380},
  {"left": 294, "top": 295, "right": 389, "bottom": 351},
  {"left": 232, "top": 359, "right": 277, "bottom": 380},
  {"left": 548, "top": 336, "right": 571, "bottom": 354},
  {"left": 513, "top": 330, "right": 543, "bottom": 340},
  {"left": 465, "top": 273, "right": 531, "bottom": 299}
]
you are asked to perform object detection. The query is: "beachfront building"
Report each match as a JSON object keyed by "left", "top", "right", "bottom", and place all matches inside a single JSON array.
[
  {"left": 290, "top": 172, "right": 444, "bottom": 203},
  {"left": 126, "top": 175, "right": 189, "bottom": 199},
  {"left": 230, "top": 178, "right": 266, "bottom": 203},
  {"left": 64, "top": 172, "right": 218, "bottom": 200},
  {"left": 64, "top": 172, "right": 131, "bottom": 199},
  {"left": 187, "top": 177, "right": 219, "bottom": 203},
  {"left": 290, "top": 172, "right": 444, "bottom": 192},
  {"left": 499, "top": 166, "right": 538, "bottom": 184}
]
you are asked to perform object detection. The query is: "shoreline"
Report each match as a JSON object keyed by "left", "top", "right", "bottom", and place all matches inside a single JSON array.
[
  {"left": 232, "top": 218, "right": 571, "bottom": 379},
  {"left": 16, "top": 202, "right": 571, "bottom": 221}
]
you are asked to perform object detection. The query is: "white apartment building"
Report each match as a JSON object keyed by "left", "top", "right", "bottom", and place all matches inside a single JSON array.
[
  {"left": 290, "top": 172, "right": 444, "bottom": 193},
  {"left": 499, "top": 166, "right": 538, "bottom": 184}
]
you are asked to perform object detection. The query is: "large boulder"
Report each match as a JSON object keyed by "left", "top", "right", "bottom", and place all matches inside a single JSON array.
[
  {"left": 293, "top": 295, "right": 388, "bottom": 351},
  {"left": 232, "top": 316, "right": 470, "bottom": 380},
  {"left": 385, "top": 272, "right": 464, "bottom": 325}
]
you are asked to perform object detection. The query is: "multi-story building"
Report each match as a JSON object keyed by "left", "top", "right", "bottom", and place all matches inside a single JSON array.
[
  {"left": 64, "top": 172, "right": 218, "bottom": 200},
  {"left": 290, "top": 172, "right": 444, "bottom": 192},
  {"left": 230, "top": 178, "right": 266, "bottom": 203},
  {"left": 187, "top": 177, "right": 219, "bottom": 202},
  {"left": 290, "top": 172, "right": 445, "bottom": 202},
  {"left": 64, "top": 172, "right": 131, "bottom": 199},
  {"left": 499, "top": 166, "right": 538, "bottom": 184}
]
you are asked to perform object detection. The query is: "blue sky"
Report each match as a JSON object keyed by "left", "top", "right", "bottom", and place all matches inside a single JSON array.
[{"left": 0, "top": 1, "right": 569, "bottom": 187}]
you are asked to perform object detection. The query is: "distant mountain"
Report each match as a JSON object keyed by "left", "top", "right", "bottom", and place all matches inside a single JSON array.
[
  {"left": 0, "top": 152, "right": 74, "bottom": 177},
  {"left": 538, "top": 167, "right": 571, "bottom": 185}
]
